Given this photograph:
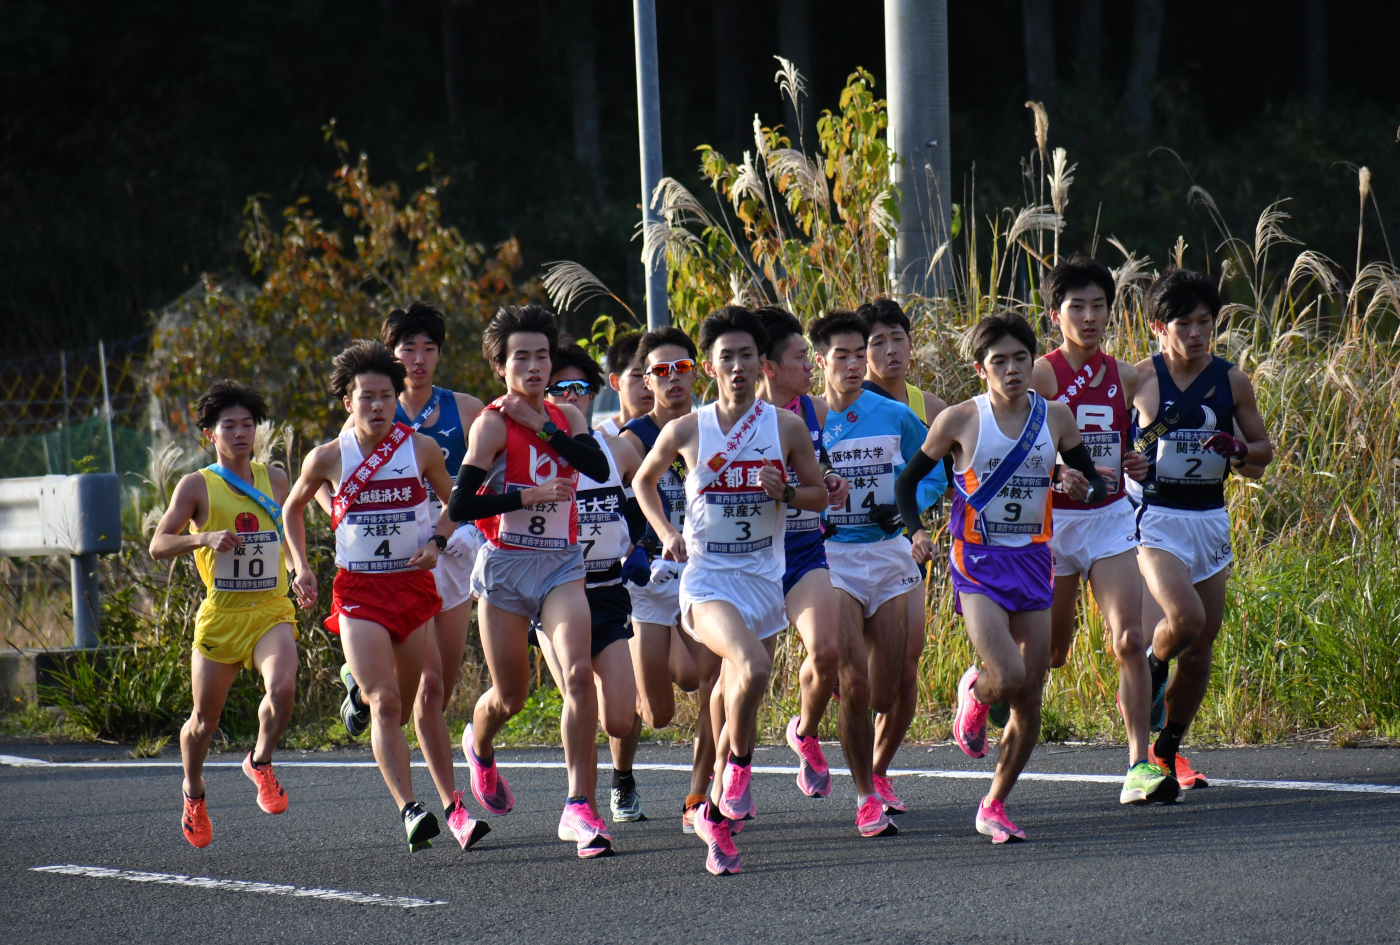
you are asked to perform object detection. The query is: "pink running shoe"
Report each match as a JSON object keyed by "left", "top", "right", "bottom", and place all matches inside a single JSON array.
[
  {"left": 785, "top": 715, "right": 831, "bottom": 797},
  {"left": 856, "top": 794, "right": 898, "bottom": 838},
  {"left": 446, "top": 790, "right": 491, "bottom": 850},
  {"left": 558, "top": 801, "right": 613, "bottom": 858},
  {"left": 718, "top": 755, "right": 755, "bottom": 821},
  {"left": 954, "top": 666, "right": 991, "bottom": 759},
  {"left": 693, "top": 805, "right": 742, "bottom": 875},
  {"left": 975, "top": 796, "right": 1026, "bottom": 844},
  {"left": 463, "top": 723, "right": 513, "bottom": 816},
  {"left": 872, "top": 774, "right": 905, "bottom": 814}
]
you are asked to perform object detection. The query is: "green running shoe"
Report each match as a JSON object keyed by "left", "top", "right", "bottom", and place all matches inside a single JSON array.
[
  {"left": 1120, "top": 759, "right": 1180, "bottom": 805},
  {"left": 339, "top": 664, "right": 371, "bottom": 737},
  {"left": 988, "top": 701, "right": 1011, "bottom": 729}
]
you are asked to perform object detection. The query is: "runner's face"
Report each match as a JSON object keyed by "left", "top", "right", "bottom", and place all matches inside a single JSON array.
[
  {"left": 866, "top": 322, "right": 911, "bottom": 381},
  {"left": 612, "top": 363, "right": 654, "bottom": 416},
  {"left": 546, "top": 365, "right": 593, "bottom": 415},
  {"left": 763, "top": 334, "right": 813, "bottom": 398},
  {"left": 394, "top": 333, "right": 440, "bottom": 388},
  {"left": 817, "top": 331, "right": 868, "bottom": 395},
  {"left": 203, "top": 406, "right": 256, "bottom": 460},
  {"left": 345, "top": 372, "right": 398, "bottom": 438},
  {"left": 1155, "top": 303, "right": 1215, "bottom": 361},
  {"left": 645, "top": 343, "right": 697, "bottom": 408},
  {"left": 975, "top": 336, "right": 1033, "bottom": 398},
  {"left": 704, "top": 331, "right": 759, "bottom": 401},
  {"left": 1051, "top": 284, "right": 1108, "bottom": 350},
  {"left": 497, "top": 331, "right": 552, "bottom": 397}
]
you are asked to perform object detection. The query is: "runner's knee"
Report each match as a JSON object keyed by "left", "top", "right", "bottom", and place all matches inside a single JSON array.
[
  {"left": 1111, "top": 626, "right": 1147, "bottom": 665},
  {"left": 367, "top": 689, "right": 401, "bottom": 721},
  {"left": 187, "top": 710, "right": 220, "bottom": 741},
  {"left": 414, "top": 669, "right": 445, "bottom": 713},
  {"left": 809, "top": 638, "right": 838, "bottom": 679},
  {"left": 735, "top": 655, "right": 770, "bottom": 695},
  {"left": 265, "top": 677, "right": 295, "bottom": 711},
  {"left": 983, "top": 663, "right": 1026, "bottom": 703}
]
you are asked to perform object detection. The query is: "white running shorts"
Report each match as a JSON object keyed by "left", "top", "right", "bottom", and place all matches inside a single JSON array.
[
  {"left": 434, "top": 524, "right": 482, "bottom": 611},
  {"left": 1136, "top": 505, "right": 1233, "bottom": 584},
  {"left": 680, "top": 567, "right": 787, "bottom": 641},
  {"left": 825, "top": 537, "right": 922, "bottom": 618},
  {"left": 628, "top": 559, "right": 684, "bottom": 626},
  {"left": 1050, "top": 500, "right": 1138, "bottom": 580}
]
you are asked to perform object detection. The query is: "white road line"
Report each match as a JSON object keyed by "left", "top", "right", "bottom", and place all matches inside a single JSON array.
[
  {"left": 5, "top": 754, "right": 1400, "bottom": 795},
  {"left": 30, "top": 864, "right": 446, "bottom": 908}
]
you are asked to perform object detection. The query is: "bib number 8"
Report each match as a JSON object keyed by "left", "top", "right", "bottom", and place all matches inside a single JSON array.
[{"left": 529, "top": 515, "right": 547, "bottom": 535}]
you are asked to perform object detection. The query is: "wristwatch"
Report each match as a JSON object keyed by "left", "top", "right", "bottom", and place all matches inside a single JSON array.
[
  {"left": 431, "top": 534, "right": 448, "bottom": 551},
  {"left": 781, "top": 483, "right": 797, "bottom": 504},
  {"left": 538, "top": 420, "right": 559, "bottom": 441}
]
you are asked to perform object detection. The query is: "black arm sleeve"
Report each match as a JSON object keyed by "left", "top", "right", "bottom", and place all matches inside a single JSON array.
[
  {"left": 448, "top": 464, "right": 524, "bottom": 522},
  {"left": 547, "top": 431, "right": 610, "bottom": 483},
  {"left": 624, "top": 495, "right": 648, "bottom": 543},
  {"left": 1059, "top": 442, "right": 1109, "bottom": 505},
  {"left": 895, "top": 448, "right": 939, "bottom": 535}
]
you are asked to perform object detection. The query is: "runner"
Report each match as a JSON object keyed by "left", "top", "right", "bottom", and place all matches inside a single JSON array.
[
  {"left": 330, "top": 302, "right": 493, "bottom": 846},
  {"left": 897, "top": 312, "right": 1107, "bottom": 843},
  {"left": 754, "top": 306, "right": 848, "bottom": 799},
  {"left": 1132, "top": 269, "right": 1273, "bottom": 789},
  {"left": 810, "top": 310, "right": 943, "bottom": 836},
  {"left": 634, "top": 306, "right": 830, "bottom": 875},
  {"left": 854, "top": 297, "right": 949, "bottom": 806},
  {"left": 1028, "top": 255, "right": 1177, "bottom": 804},
  {"left": 150, "top": 381, "right": 298, "bottom": 848},
  {"left": 283, "top": 341, "right": 469, "bottom": 852},
  {"left": 536, "top": 341, "right": 654, "bottom": 823},
  {"left": 618, "top": 327, "right": 717, "bottom": 833},
  {"left": 596, "top": 331, "right": 653, "bottom": 436},
  {"left": 447, "top": 303, "right": 616, "bottom": 858}
]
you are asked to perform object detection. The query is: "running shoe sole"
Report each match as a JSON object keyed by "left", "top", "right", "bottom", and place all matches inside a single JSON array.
[
  {"left": 338, "top": 664, "right": 370, "bottom": 737},
  {"left": 975, "top": 810, "right": 1026, "bottom": 844},
  {"left": 559, "top": 815, "right": 614, "bottom": 858},
  {"left": 1120, "top": 772, "right": 1180, "bottom": 805},
  {"left": 406, "top": 810, "right": 441, "bottom": 853},
  {"left": 452, "top": 819, "right": 491, "bottom": 850}
]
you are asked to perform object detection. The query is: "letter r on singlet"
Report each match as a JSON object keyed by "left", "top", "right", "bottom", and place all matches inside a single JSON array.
[{"left": 1076, "top": 404, "right": 1114, "bottom": 431}]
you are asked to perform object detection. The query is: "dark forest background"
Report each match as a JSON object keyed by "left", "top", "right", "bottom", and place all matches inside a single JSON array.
[{"left": 5, "top": 0, "right": 1399, "bottom": 349}]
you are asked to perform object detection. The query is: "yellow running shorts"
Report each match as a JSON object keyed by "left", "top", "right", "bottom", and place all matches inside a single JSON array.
[{"left": 192, "top": 596, "right": 298, "bottom": 670}]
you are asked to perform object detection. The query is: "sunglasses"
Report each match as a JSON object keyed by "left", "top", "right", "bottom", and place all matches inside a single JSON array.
[
  {"left": 645, "top": 359, "right": 696, "bottom": 378},
  {"left": 545, "top": 380, "right": 595, "bottom": 397}
]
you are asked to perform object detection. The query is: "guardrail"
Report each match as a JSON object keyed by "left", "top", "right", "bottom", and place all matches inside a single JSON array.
[{"left": 0, "top": 474, "right": 122, "bottom": 647}]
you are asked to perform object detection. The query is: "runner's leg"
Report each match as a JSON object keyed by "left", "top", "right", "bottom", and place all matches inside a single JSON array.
[
  {"left": 341, "top": 616, "right": 425, "bottom": 808},
  {"left": 1139, "top": 547, "right": 1207, "bottom": 662},
  {"left": 1162, "top": 568, "right": 1230, "bottom": 731},
  {"left": 874, "top": 585, "right": 921, "bottom": 775},
  {"left": 631, "top": 620, "right": 677, "bottom": 728},
  {"left": 249, "top": 623, "right": 297, "bottom": 764},
  {"left": 1085, "top": 550, "right": 1150, "bottom": 764},
  {"left": 181, "top": 652, "right": 241, "bottom": 797},
  {"left": 435, "top": 599, "right": 472, "bottom": 714},
  {"left": 414, "top": 621, "right": 459, "bottom": 809},
  {"left": 1047, "top": 574, "right": 1081, "bottom": 669},
  {"left": 788, "top": 568, "right": 839, "bottom": 739},
  {"left": 539, "top": 579, "right": 600, "bottom": 801},
  {"left": 685, "top": 635, "right": 721, "bottom": 799},
  {"left": 472, "top": 601, "right": 533, "bottom": 760},
  {"left": 670, "top": 625, "right": 699, "bottom": 691},
  {"left": 689, "top": 600, "right": 773, "bottom": 802}
]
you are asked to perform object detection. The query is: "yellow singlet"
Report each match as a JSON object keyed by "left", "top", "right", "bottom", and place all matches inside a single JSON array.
[{"left": 905, "top": 382, "right": 929, "bottom": 426}]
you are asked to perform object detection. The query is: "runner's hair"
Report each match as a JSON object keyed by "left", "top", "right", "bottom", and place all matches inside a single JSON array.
[
  {"left": 971, "top": 312, "right": 1038, "bottom": 363},
  {"left": 1146, "top": 269, "right": 1221, "bottom": 324},
  {"left": 328, "top": 339, "right": 407, "bottom": 398},
  {"left": 483, "top": 303, "right": 559, "bottom": 366},
  {"left": 754, "top": 306, "right": 805, "bottom": 361},
  {"left": 698, "top": 306, "right": 768, "bottom": 356},
  {"left": 854, "top": 297, "right": 910, "bottom": 335},
  {"left": 636, "top": 325, "right": 697, "bottom": 363},
  {"left": 1045, "top": 254, "right": 1116, "bottom": 311},
  {"left": 807, "top": 310, "right": 870, "bottom": 354},
  {"left": 194, "top": 379, "right": 268, "bottom": 431},
  {"left": 550, "top": 336, "right": 607, "bottom": 392},
  {"left": 605, "top": 330, "right": 644, "bottom": 375},
  {"left": 381, "top": 300, "right": 447, "bottom": 350}
]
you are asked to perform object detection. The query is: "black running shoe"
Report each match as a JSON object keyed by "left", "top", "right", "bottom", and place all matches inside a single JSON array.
[
  {"left": 403, "top": 801, "right": 440, "bottom": 852},
  {"left": 339, "top": 664, "right": 370, "bottom": 737}
]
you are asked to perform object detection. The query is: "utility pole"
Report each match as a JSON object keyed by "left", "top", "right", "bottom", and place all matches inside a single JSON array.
[
  {"left": 633, "top": 0, "right": 669, "bottom": 329},
  {"left": 884, "top": 0, "right": 951, "bottom": 299}
]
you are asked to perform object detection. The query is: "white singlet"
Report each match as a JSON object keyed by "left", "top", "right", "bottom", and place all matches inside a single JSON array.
[
  {"left": 332, "top": 430, "right": 434, "bottom": 572},
  {"left": 576, "top": 431, "right": 631, "bottom": 586},
  {"left": 952, "top": 393, "right": 1056, "bottom": 548},
  {"left": 596, "top": 416, "right": 623, "bottom": 437}
]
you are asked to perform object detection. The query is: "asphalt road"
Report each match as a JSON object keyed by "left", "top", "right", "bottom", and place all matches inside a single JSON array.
[{"left": 4, "top": 740, "right": 1400, "bottom": 944}]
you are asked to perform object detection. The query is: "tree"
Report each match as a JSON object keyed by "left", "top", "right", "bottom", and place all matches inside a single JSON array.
[
  {"left": 1122, "top": 0, "right": 1165, "bottom": 140},
  {"left": 1022, "top": 0, "right": 1056, "bottom": 116}
]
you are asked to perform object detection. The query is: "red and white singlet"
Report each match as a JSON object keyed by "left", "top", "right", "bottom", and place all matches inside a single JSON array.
[
  {"left": 1046, "top": 349, "right": 1128, "bottom": 511},
  {"left": 332, "top": 429, "right": 434, "bottom": 572},
  {"left": 476, "top": 400, "right": 580, "bottom": 551}
]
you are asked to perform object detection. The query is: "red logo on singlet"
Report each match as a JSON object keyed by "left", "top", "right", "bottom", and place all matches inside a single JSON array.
[
  {"left": 846, "top": 411, "right": 858, "bottom": 422},
  {"left": 234, "top": 512, "right": 259, "bottom": 533}
]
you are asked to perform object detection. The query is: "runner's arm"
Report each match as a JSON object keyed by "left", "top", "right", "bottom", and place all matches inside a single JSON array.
[
  {"left": 774, "top": 410, "right": 830, "bottom": 512},
  {"left": 898, "top": 406, "right": 963, "bottom": 563},
  {"left": 1049, "top": 402, "right": 1107, "bottom": 503},
  {"left": 283, "top": 443, "right": 336, "bottom": 608},
  {"left": 894, "top": 448, "right": 939, "bottom": 551},
  {"left": 1219, "top": 368, "right": 1273, "bottom": 469},
  {"left": 411, "top": 433, "right": 454, "bottom": 570},
  {"left": 149, "top": 473, "right": 223, "bottom": 560},
  {"left": 447, "top": 411, "right": 575, "bottom": 521}
]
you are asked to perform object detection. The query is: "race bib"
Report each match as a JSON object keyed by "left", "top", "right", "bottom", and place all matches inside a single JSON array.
[
  {"left": 659, "top": 472, "right": 686, "bottom": 531},
  {"left": 1079, "top": 431, "right": 1123, "bottom": 495},
  {"left": 343, "top": 510, "right": 421, "bottom": 572},
  {"left": 827, "top": 435, "right": 897, "bottom": 527},
  {"left": 498, "top": 483, "right": 573, "bottom": 549},
  {"left": 577, "top": 487, "right": 629, "bottom": 572},
  {"left": 980, "top": 473, "right": 1051, "bottom": 536},
  {"left": 703, "top": 492, "right": 778, "bottom": 553},
  {"left": 784, "top": 466, "right": 822, "bottom": 532},
  {"left": 212, "top": 530, "right": 280, "bottom": 591},
  {"left": 1154, "top": 430, "right": 1227, "bottom": 485}
]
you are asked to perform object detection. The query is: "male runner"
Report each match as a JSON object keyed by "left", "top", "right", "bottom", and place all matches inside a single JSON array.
[
  {"left": 811, "top": 311, "right": 944, "bottom": 836},
  {"left": 754, "top": 306, "right": 847, "bottom": 798},
  {"left": 897, "top": 312, "right": 1107, "bottom": 843},
  {"left": 634, "top": 306, "right": 829, "bottom": 875},
  {"left": 854, "top": 297, "right": 949, "bottom": 802},
  {"left": 1028, "top": 255, "right": 1177, "bottom": 804},
  {"left": 150, "top": 381, "right": 298, "bottom": 847},
  {"left": 284, "top": 341, "right": 473, "bottom": 851},
  {"left": 539, "top": 341, "right": 654, "bottom": 822},
  {"left": 334, "top": 302, "right": 494, "bottom": 841},
  {"left": 1132, "top": 270, "right": 1272, "bottom": 789},
  {"left": 448, "top": 303, "right": 617, "bottom": 858},
  {"left": 618, "top": 327, "right": 716, "bottom": 832},
  {"left": 596, "top": 331, "right": 653, "bottom": 436}
]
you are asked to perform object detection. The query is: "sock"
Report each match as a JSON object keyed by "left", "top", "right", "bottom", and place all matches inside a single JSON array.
[
  {"left": 1147, "top": 650, "right": 1170, "bottom": 694},
  {"left": 705, "top": 800, "right": 725, "bottom": 823},
  {"left": 729, "top": 751, "right": 752, "bottom": 768},
  {"left": 445, "top": 797, "right": 459, "bottom": 816},
  {"left": 857, "top": 793, "right": 875, "bottom": 809},
  {"left": 612, "top": 769, "right": 635, "bottom": 792},
  {"left": 247, "top": 752, "right": 270, "bottom": 769},
  {"left": 471, "top": 744, "right": 494, "bottom": 767},
  {"left": 566, "top": 795, "right": 589, "bottom": 807},
  {"left": 685, "top": 793, "right": 707, "bottom": 810},
  {"left": 1154, "top": 720, "right": 1186, "bottom": 764}
]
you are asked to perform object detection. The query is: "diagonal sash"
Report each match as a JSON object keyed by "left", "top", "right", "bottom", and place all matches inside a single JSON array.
[
  {"left": 959, "top": 393, "right": 1047, "bottom": 542},
  {"left": 331, "top": 422, "right": 415, "bottom": 531},
  {"left": 1056, "top": 350, "right": 1105, "bottom": 405},
  {"left": 695, "top": 398, "right": 769, "bottom": 492},
  {"left": 206, "top": 464, "right": 283, "bottom": 541},
  {"left": 1131, "top": 356, "right": 1230, "bottom": 456},
  {"left": 397, "top": 387, "right": 443, "bottom": 431}
]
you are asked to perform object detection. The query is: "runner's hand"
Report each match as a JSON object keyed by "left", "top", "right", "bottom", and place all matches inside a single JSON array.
[
  {"left": 291, "top": 568, "right": 318, "bottom": 609},
  {"left": 1122, "top": 450, "right": 1149, "bottom": 481},
  {"left": 758, "top": 464, "right": 787, "bottom": 499},
  {"left": 1055, "top": 467, "right": 1088, "bottom": 498},
  {"left": 200, "top": 530, "right": 242, "bottom": 553},
  {"left": 621, "top": 545, "right": 651, "bottom": 586},
  {"left": 909, "top": 529, "right": 934, "bottom": 565},
  {"left": 1201, "top": 431, "right": 1248, "bottom": 461},
  {"left": 522, "top": 477, "right": 575, "bottom": 506},
  {"left": 824, "top": 473, "right": 850, "bottom": 509},
  {"left": 1095, "top": 464, "right": 1119, "bottom": 494},
  {"left": 408, "top": 542, "right": 440, "bottom": 570},
  {"left": 499, "top": 393, "right": 547, "bottom": 432},
  {"left": 660, "top": 529, "right": 688, "bottom": 564}
]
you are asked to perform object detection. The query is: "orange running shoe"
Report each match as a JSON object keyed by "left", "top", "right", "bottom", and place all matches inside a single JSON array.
[
  {"left": 1149, "top": 744, "right": 1209, "bottom": 790},
  {"left": 183, "top": 793, "right": 212, "bottom": 847},
  {"left": 242, "top": 752, "right": 289, "bottom": 814}
]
